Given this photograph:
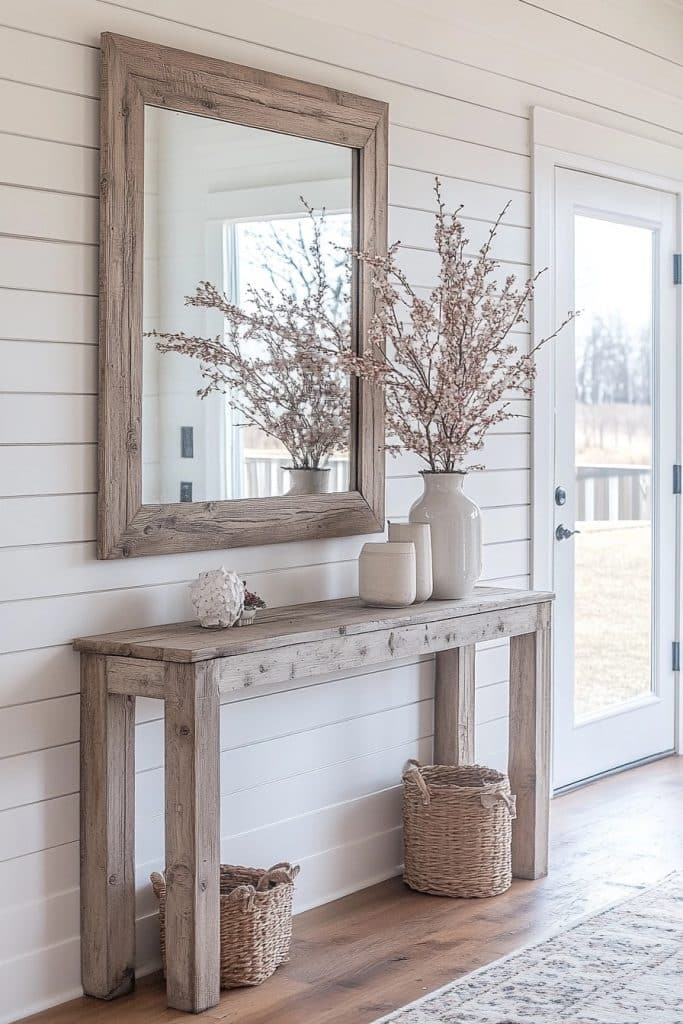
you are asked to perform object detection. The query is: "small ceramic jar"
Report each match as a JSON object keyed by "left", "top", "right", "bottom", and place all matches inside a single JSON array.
[
  {"left": 358, "top": 542, "right": 417, "bottom": 608},
  {"left": 387, "top": 522, "right": 433, "bottom": 602}
]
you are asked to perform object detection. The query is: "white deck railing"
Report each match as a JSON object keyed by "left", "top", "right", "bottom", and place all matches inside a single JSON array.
[{"left": 577, "top": 464, "right": 650, "bottom": 522}]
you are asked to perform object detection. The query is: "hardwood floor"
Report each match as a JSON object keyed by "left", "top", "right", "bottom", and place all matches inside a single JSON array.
[{"left": 23, "top": 757, "right": 683, "bottom": 1024}]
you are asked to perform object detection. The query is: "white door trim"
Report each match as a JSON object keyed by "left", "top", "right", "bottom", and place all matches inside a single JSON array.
[{"left": 531, "top": 106, "right": 683, "bottom": 758}]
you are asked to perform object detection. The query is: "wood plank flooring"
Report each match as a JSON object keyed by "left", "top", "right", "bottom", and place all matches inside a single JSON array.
[{"left": 22, "top": 757, "right": 683, "bottom": 1024}]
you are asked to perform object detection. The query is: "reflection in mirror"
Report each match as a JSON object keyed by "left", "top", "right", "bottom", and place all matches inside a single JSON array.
[{"left": 142, "top": 106, "right": 354, "bottom": 505}]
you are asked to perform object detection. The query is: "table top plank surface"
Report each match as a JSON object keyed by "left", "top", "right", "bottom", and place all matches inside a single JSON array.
[{"left": 74, "top": 588, "right": 553, "bottom": 663}]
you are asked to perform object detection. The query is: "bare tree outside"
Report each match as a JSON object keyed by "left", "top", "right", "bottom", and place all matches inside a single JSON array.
[{"left": 576, "top": 313, "right": 651, "bottom": 468}]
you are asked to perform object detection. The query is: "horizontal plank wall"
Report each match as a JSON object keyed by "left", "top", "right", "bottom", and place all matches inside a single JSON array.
[{"left": 1, "top": 0, "right": 683, "bottom": 1019}]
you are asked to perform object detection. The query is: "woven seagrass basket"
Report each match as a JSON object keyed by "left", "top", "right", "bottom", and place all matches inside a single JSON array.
[
  {"left": 402, "top": 760, "right": 516, "bottom": 898},
  {"left": 151, "top": 862, "right": 299, "bottom": 988}
]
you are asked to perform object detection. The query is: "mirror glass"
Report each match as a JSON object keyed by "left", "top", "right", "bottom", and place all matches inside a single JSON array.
[{"left": 141, "top": 106, "right": 355, "bottom": 504}]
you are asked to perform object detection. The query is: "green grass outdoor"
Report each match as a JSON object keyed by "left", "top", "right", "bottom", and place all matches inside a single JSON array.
[{"left": 574, "top": 522, "right": 651, "bottom": 720}]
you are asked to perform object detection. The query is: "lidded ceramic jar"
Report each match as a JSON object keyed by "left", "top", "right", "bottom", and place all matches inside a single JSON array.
[{"left": 358, "top": 542, "right": 417, "bottom": 608}]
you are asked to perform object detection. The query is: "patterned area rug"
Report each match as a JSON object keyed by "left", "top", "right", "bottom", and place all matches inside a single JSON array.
[{"left": 374, "top": 874, "right": 683, "bottom": 1023}]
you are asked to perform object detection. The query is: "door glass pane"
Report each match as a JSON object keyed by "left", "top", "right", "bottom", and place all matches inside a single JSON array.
[{"left": 574, "top": 215, "right": 653, "bottom": 721}]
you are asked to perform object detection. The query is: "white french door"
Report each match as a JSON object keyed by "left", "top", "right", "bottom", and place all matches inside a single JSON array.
[{"left": 552, "top": 168, "right": 678, "bottom": 790}]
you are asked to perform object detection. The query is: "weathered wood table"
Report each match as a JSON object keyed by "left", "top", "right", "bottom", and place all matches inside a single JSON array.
[{"left": 74, "top": 587, "right": 553, "bottom": 1013}]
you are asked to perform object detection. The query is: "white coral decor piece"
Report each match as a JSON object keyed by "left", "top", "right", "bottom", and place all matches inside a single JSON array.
[{"left": 190, "top": 568, "right": 245, "bottom": 629}]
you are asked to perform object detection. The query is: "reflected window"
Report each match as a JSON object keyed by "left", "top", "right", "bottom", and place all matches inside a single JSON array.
[{"left": 222, "top": 212, "right": 352, "bottom": 499}]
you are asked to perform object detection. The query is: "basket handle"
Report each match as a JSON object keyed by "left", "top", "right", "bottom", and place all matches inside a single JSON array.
[
  {"left": 403, "top": 759, "right": 431, "bottom": 806},
  {"left": 150, "top": 871, "right": 166, "bottom": 898},
  {"left": 231, "top": 883, "right": 258, "bottom": 913},
  {"left": 256, "top": 862, "right": 301, "bottom": 891},
  {"left": 480, "top": 790, "right": 517, "bottom": 818}
]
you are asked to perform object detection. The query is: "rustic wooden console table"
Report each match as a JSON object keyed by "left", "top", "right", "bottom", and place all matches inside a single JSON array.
[{"left": 74, "top": 587, "right": 553, "bottom": 1013}]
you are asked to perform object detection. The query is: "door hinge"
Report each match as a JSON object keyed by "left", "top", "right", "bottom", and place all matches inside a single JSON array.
[
  {"left": 674, "top": 465, "right": 682, "bottom": 495},
  {"left": 674, "top": 254, "right": 682, "bottom": 285},
  {"left": 673, "top": 642, "right": 680, "bottom": 672}
]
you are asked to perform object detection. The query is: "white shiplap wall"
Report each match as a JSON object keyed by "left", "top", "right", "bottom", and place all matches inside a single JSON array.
[{"left": 2, "top": 1, "right": 683, "bottom": 1020}]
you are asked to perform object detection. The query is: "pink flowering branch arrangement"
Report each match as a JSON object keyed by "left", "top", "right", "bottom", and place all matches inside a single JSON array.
[
  {"left": 342, "top": 180, "right": 577, "bottom": 472},
  {"left": 148, "top": 203, "right": 351, "bottom": 470}
]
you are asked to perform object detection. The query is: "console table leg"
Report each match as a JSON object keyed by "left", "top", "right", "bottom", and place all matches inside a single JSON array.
[
  {"left": 509, "top": 617, "right": 552, "bottom": 880},
  {"left": 164, "top": 663, "right": 220, "bottom": 1013},
  {"left": 434, "top": 646, "right": 476, "bottom": 764},
  {"left": 80, "top": 654, "right": 136, "bottom": 999}
]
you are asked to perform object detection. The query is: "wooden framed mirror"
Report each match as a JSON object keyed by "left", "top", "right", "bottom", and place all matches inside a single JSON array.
[{"left": 98, "top": 33, "right": 387, "bottom": 558}]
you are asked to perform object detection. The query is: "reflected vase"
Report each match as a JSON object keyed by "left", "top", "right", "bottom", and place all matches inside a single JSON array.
[
  {"left": 409, "top": 472, "right": 482, "bottom": 599},
  {"left": 285, "top": 467, "right": 331, "bottom": 496}
]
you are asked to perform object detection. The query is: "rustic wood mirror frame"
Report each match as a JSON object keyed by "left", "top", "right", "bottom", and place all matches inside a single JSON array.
[{"left": 98, "top": 33, "right": 387, "bottom": 559}]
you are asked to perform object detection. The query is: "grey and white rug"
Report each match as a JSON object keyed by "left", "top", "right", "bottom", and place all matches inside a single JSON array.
[{"left": 374, "top": 874, "right": 683, "bottom": 1023}]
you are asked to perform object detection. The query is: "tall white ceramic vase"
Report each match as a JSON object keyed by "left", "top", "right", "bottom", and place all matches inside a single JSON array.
[{"left": 408, "top": 472, "right": 482, "bottom": 599}]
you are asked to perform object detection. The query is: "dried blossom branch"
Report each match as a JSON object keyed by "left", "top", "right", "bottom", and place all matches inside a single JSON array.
[
  {"left": 148, "top": 202, "right": 351, "bottom": 469},
  {"left": 340, "top": 179, "right": 577, "bottom": 472}
]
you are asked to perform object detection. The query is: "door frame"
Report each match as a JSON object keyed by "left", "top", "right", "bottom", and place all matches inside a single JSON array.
[{"left": 531, "top": 107, "right": 683, "bottom": 765}]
